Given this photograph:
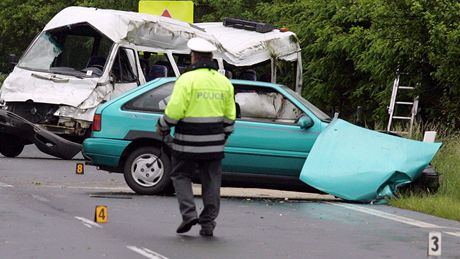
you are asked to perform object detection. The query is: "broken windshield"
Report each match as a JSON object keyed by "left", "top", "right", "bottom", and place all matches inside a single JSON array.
[{"left": 18, "top": 23, "right": 113, "bottom": 78}]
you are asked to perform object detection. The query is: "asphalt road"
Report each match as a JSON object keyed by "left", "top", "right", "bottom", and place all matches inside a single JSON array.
[{"left": 1, "top": 145, "right": 459, "bottom": 259}]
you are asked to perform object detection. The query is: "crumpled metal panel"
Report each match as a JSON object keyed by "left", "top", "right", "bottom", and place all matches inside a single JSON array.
[
  {"left": 44, "top": 7, "right": 216, "bottom": 53},
  {"left": 44, "top": 7, "right": 300, "bottom": 67},
  {"left": 1, "top": 67, "right": 98, "bottom": 107},
  {"left": 197, "top": 22, "right": 300, "bottom": 66},
  {"left": 299, "top": 119, "right": 442, "bottom": 203}
]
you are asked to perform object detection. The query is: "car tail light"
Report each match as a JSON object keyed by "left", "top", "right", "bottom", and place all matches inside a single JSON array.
[{"left": 92, "top": 114, "right": 101, "bottom": 132}]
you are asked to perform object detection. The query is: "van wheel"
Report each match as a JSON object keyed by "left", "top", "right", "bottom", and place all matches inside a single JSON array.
[
  {"left": 123, "top": 146, "right": 172, "bottom": 195},
  {"left": 0, "top": 134, "right": 24, "bottom": 158}
]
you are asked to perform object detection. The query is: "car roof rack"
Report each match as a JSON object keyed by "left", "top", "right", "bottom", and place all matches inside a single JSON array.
[{"left": 223, "top": 17, "right": 275, "bottom": 33}]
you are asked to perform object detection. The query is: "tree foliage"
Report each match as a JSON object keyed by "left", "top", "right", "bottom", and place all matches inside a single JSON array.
[
  {"left": 1, "top": 0, "right": 460, "bottom": 127},
  {"left": 256, "top": 0, "right": 460, "bottom": 127},
  {"left": 0, "top": 0, "right": 69, "bottom": 72},
  {"left": 194, "top": 0, "right": 268, "bottom": 22}
]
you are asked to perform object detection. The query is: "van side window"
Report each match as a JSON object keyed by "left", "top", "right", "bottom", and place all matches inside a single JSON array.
[{"left": 112, "top": 48, "right": 138, "bottom": 83}]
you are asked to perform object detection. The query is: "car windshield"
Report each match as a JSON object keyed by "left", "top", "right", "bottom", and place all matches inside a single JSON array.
[
  {"left": 281, "top": 85, "right": 332, "bottom": 122},
  {"left": 18, "top": 23, "right": 113, "bottom": 78}
]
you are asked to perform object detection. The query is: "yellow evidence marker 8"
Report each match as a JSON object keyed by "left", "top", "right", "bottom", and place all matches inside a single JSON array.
[
  {"left": 76, "top": 163, "right": 84, "bottom": 175},
  {"left": 95, "top": 205, "right": 108, "bottom": 223}
]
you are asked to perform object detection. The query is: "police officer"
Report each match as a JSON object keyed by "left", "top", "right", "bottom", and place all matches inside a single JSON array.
[{"left": 156, "top": 37, "right": 236, "bottom": 237}]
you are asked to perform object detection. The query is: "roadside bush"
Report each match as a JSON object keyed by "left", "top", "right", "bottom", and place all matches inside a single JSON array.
[{"left": 256, "top": 0, "right": 460, "bottom": 127}]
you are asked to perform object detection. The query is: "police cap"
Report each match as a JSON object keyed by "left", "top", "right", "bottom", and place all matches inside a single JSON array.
[{"left": 187, "top": 37, "right": 217, "bottom": 53}]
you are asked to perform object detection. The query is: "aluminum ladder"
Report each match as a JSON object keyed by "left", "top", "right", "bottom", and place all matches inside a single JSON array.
[{"left": 386, "top": 73, "right": 419, "bottom": 137}]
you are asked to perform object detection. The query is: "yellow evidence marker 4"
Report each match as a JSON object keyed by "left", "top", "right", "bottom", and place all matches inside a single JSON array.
[{"left": 95, "top": 205, "right": 108, "bottom": 223}]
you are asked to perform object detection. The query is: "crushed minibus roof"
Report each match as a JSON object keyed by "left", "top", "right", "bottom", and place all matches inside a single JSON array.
[{"left": 44, "top": 6, "right": 301, "bottom": 67}]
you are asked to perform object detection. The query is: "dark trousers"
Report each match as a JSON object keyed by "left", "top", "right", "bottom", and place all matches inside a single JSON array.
[{"left": 170, "top": 157, "right": 222, "bottom": 230}]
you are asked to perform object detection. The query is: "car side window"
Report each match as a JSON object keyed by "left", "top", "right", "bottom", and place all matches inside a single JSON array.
[
  {"left": 123, "top": 82, "right": 174, "bottom": 112},
  {"left": 234, "top": 84, "right": 303, "bottom": 124}
]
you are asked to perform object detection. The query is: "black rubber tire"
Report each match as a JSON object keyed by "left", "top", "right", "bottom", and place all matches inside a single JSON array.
[
  {"left": 123, "top": 146, "right": 172, "bottom": 195},
  {"left": 0, "top": 134, "right": 25, "bottom": 158}
]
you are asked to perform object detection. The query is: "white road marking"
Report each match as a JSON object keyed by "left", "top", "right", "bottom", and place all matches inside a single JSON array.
[
  {"left": 0, "top": 181, "right": 13, "bottom": 187},
  {"left": 127, "top": 246, "right": 169, "bottom": 259},
  {"left": 444, "top": 232, "right": 460, "bottom": 238},
  {"left": 329, "top": 202, "right": 441, "bottom": 228},
  {"left": 43, "top": 185, "right": 131, "bottom": 191},
  {"left": 74, "top": 216, "right": 102, "bottom": 229},
  {"left": 31, "top": 194, "right": 49, "bottom": 202},
  {"left": 83, "top": 223, "right": 93, "bottom": 228}
]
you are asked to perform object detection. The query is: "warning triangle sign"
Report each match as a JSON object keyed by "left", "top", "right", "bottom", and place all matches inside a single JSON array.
[{"left": 161, "top": 8, "right": 172, "bottom": 18}]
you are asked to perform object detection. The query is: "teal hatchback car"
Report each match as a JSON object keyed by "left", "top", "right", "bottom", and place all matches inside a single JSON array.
[{"left": 83, "top": 78, "right": 331, "bottom": 195}]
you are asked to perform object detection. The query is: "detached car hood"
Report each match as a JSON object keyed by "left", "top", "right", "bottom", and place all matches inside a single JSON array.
[
  {"left": 299, "top": 119, "right": 442, "bottom": 203},
  {"left": 1, "top": 67, "right": 98, "bottom": 107}
]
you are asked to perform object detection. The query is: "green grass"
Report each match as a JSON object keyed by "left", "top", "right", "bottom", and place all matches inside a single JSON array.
[{"left": 389, "top": 134, "right": 460, "bottom": 221}]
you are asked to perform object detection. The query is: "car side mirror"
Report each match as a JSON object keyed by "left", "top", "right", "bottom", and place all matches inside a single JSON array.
[
  {"left": 8, "top": 54, "right": 18, "bottom": 71},
  {"left": 109, "top": 73, "right": 116, "bottom": 84},
  {"left": 8, "top": 54, "right": 18, "bottom": 65},
  {"left": 298, "top": 115, "right": 314, "bottom": 129}
]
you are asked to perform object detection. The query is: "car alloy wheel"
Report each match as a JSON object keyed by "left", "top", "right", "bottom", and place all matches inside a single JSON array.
[
  {"left": 131, "top": 153, "right": 164, "bottom": 187},
  {"left": 123, "top": 146, "right": 172, "bottom": 195}
]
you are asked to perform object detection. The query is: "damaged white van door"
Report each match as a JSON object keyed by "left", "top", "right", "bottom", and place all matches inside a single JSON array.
[{"left": 77, "top": 45, "right": 143, "bottom": 118}]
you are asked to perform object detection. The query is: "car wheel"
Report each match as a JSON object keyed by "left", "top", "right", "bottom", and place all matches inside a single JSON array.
[
  {"left": 123, "top": 146, "right": 172, "bottom": 195},
  {"left": 0, "top": 134, "right": 25, "bottom": 158}
]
